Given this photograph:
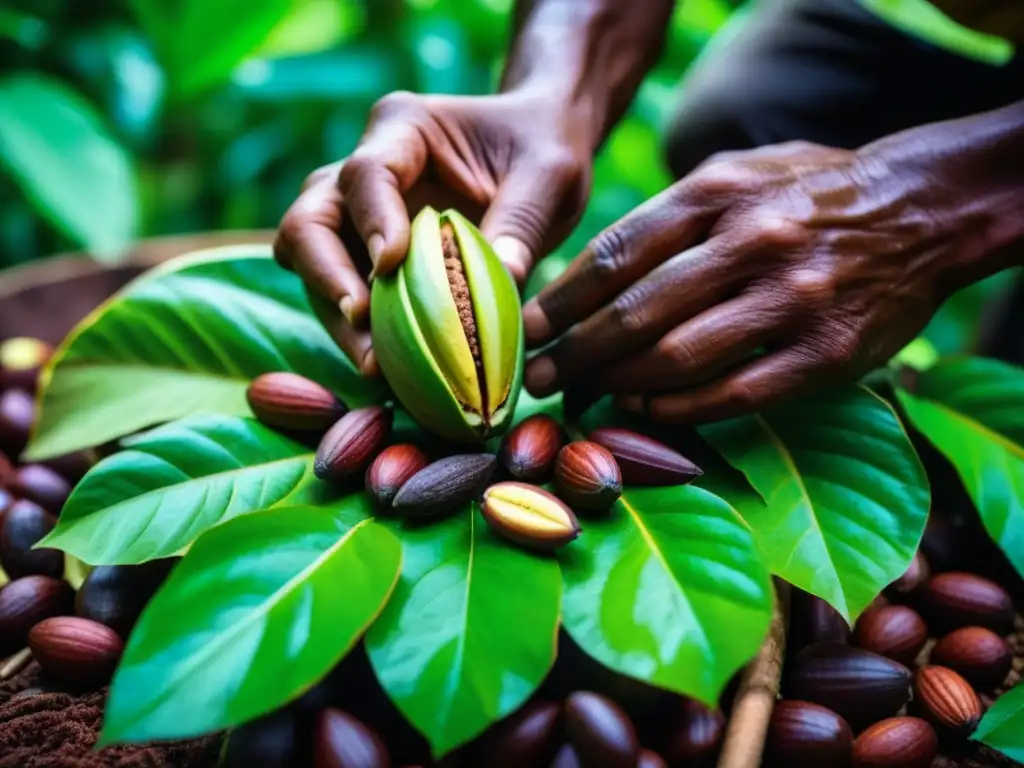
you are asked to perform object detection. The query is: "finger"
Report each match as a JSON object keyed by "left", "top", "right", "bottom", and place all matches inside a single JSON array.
[
  {"left": 521, "top": 165, "right": 755, "bottom": 347},
  {"left": 305, "top": 287, "right": 378, "bottom": 377},
  {"left": 592, "top": 292, "right": 796, "bottom": 394},
  {"left": 339, "top": 119, "right": 428, "bottom": 277},
  {"left": 275, "top": 182, "right": 370, "bottom": 326},
  {"left": 523, "top": 221, "right": 801, "bottom": 397},
  {"left": 616, "top": 344, "right": 836, "bottom": 424},
  {"left": 481, "top": 159, "right": 585, "bottom": 284}
]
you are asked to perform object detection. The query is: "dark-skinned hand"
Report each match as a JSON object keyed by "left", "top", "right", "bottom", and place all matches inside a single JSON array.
[
  {"left": 273, "top": 90, "right": 591, "bottom": 376},
  {"left": 522, "top": 139, "right": 1000, "bottom": 424}
]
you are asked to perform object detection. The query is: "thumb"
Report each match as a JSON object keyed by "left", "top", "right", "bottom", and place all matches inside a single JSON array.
[{"left": 481, "top": 162, "right": 579, "bottom": 285}]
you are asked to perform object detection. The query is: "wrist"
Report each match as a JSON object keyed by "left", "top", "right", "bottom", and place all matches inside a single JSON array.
[{"left": 859, "top": 100, "right": 1024, "bottom": 291}]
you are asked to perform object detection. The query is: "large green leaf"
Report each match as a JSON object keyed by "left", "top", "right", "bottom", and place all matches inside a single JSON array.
[
  {"left": 27, "top": 248, "right": 383, "bottom": 461},
  {"left": 101, "top": 510, "right": 401, "bottom": 744},
  {"left": 974, "top": 682, "right": 1024, "bottom": 762},
  {"left": 0, "top": 73, "right": 137, "bottom": 259},
  {"left": 700, "top": 386, "right": 929, "bottom": 622},
  {"left": 560, "top": 485, "right": 773, "bottom": 707},
  {"left": 366, "top": 508, "right": 561, "bottom": 758},
  {"left": 40, "top": 415, "right": 327, "bottom": 565},
  {"left": 896, "top": 357, "right": 1024, "bottom": 578},
  {"left": 130, "top": 0, "right": 291, "bottom": 96}
]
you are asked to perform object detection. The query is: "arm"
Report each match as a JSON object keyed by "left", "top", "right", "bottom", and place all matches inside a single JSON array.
[
  {"left": 501, "top": 0, "right": 676, "bottom": 151},
  {"left": 519, "top": 98, "right": 1024, "bottom": 423}
]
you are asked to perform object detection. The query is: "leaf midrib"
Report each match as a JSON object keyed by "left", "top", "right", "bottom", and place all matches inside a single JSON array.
[
  {"left": 754, "top": 414, "right": 847, "bottom": 614},
  {"left": 113, "top": 518, "right": 365, "bottom": 737},
  {"left": 57, "top": 450, "right": 311, "bottom": 535},
  {"left": 618, "top": 494, "right": 712, "bottom": 656}
]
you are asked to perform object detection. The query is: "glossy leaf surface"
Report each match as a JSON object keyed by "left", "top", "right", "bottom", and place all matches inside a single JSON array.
[
  {"left": 366, "top": 508, "right": 560, "bottom": 758},
  {"left": 27, "top": 248, "right": 382, "bottom": 460},
  {"left": 102, "top": 510, "right": 400, "bottom": 744},
  {"left": 560, "top": 484, "right": 773, "bottom": 706},
  {"left": 701, "top": 386, "right": 929, "bottom": 622},
  {"left": 41, "top": 415, "right": 318, "bottom": 565},
  {"left": 974, "top": 682, "right": 1024, "bottom": 762},
  {"left": 0, "top": 73, "right": 137, "bottom": 259},
  {"left": 897, "top": 357, "right": 1024, "bottom": 578}
]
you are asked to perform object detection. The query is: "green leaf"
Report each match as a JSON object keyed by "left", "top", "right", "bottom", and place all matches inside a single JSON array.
[
  {"left": 129, "top": 0, "right": 291, "bottom": 96},
  {"left": 560, "top": 485, "right": 773, "bottom": 706},
  {"left": 366, "top": 509, "right": 561, "bottom": 758},
  {"left": 27, "top": 247, "right": 384, "bottom": 461},
  {"left": 974, "top": 681, "right": 1024, "bottom": 761},
  {"left": 701, "top": 386, "right": 930, "bottom": 622},
  {"left": 896, "top": 357, "right": 1024, "bottom": 578},
  {"left": 41, "top": 415, "right": 325, "bottom": 565},
  {"left": 0, "top": 73, "right": 137, "bottom": 259},
  {"left": 101, "top": 511, "right": 401, "bottom": 744}
]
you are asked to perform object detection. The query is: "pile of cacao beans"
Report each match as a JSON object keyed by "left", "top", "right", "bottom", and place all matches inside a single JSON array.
[
  {"left": 0, "top": 337, "right": 170, "bottom": 689},
  {"left": 248, "top": 371, "right": 703, "bottom": 554},
  {"left": 768, "top": 548, "right": 1022, "bottom": 767}
]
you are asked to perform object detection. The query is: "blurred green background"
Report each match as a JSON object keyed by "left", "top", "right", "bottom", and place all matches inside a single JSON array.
[{"left": 0, "top": 0, "right": 1017, "bottom": 353}]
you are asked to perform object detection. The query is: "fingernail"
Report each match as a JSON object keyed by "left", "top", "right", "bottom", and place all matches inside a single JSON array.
[
  {"left": 492, "top": 236, "right": 531, "bottom": 281},
  {"left": 616, "top": 395, "right": 644, "bottom": 412},
  {"left": 339, "top": 296, "right": 355, "bottom": 324},
  {"left": 525, "top": 356, "right": 557, "bottom": 394},
  {"left": 367, "top": 233, "right": 385, "bottom": 267},
  {"left": 522, "top": 302, "right": 551, "bottom": 344}
]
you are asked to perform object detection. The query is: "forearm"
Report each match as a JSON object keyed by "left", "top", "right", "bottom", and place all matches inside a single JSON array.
[
  {"left": 863, "top": 99, "right": 1024, "bottom": 286},
  {"left": 501, "top": 0, "right": 675, "bottom": 151}
]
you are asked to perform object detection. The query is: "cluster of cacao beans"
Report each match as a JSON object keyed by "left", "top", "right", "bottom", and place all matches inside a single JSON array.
[
  {"left": 767, "top": 548, "right": 1021, "bottom": 767},
  {"left": 224, "top": 634, "right": 732, "bottom": 768},
  {"left": 246, "top": 372, "right": 703, "bottom": 554},
  {"left": 0, "top": 337, "right": 172, "bottom": 688}
]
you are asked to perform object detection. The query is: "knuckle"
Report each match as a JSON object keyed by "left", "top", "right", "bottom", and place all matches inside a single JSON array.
[
  {"left": 658, "top": 333, "right": 699, "bottom": 369},
  {"left": 301, "top": 164, "right": 335, "bottom": 193},
  {"left": 692, "top": 162, "right": 759, "bottom": 197},
  {"left": 723, "top": 379, "right": 760, "bottom": 411},
  {"left": 784, "top": 267, "right": 836, "bottom": 308},
  {"left": 609, "top": 290, "right": 647, "bottom": 334},
  {"left": 588, "top": 228, "right": 629, "bottom": 278},
  {"left": 750, "top": 212, "right": 805, "bottom": 248},
  {"left": 816, "top": 324, "right": 859, "bottom": 367},
  {"left": 370, "top": 90, "right": 419, "bottom": 120},
  {"left": 337, "top": 154, "right": 371, "bottom": 192}
]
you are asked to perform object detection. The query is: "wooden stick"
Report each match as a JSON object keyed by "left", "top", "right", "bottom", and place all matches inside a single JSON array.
[
  {"left": 717, "top": 579, "right": 791, "bottom": 768},
  {"left": 0, "top": 648, "right": 32, "bottom": 680}
]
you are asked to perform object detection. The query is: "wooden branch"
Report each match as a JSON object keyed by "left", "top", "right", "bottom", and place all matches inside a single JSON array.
[{"left": 717, "top": 579, "right": 791, "bottom": 768}]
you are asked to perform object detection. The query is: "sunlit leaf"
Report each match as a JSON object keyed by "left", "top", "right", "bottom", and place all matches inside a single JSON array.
[
  {"left": 41, "top": 415, "right": 330, "bottom": 565},
  {"left": 27, "top": 247, "right": 384, "bottom": 461},
  {"left": 974, "top": 681, "right": 1024, "bottom": 761},
  {"left": 366, "top": 509, "right": 560, "bottom": 758},
  {"left": 897, "top": 357, "right": 1024, "bottom": 578},
  {"left": 129, "top": 0, "right": 291, "bottom": 96},
  {"left": 701, "top": 386, "right": 930, "bottom": 622},
  {"left": 0, "top": 73, "right": 137, "bottom": 259},
  {"left": 560, "top": 484, "right": 773, "bottom": 706},
  {"left": 101, "top": 511, "right": 401, "bottom": 744}
]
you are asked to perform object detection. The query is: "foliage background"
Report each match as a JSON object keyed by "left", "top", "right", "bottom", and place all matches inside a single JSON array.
[{"left": 0, "top": 0, "right": 1017, "bottom": 352}]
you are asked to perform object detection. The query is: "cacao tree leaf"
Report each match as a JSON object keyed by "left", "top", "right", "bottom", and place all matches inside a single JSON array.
[
  {"left": 26, "top": 247, "right": 384, "bottom": 461},
  {"left": 700, "top": 385, "right": 930, "bottom": 622},
  {"left": 559, "top": 484, "right": 773, "bottom": 706},
  {"left": 0, "top": 73, "right": 137, "bottom": 259},
  {"left": 896, "top": 357, "right": 1024, "bottom": 579},
  {"left": 129, "top": 0, "right": 291, "bottom": 97},
  {"left": 366, "top": 508, "right": 561, "bottom": 758},
  {"left": 101, "top": 511, "right": 401, "bottom": 744},
  {"left": 974, "top": 681, "right": 1024, "bottom": 761},
  {"left": 40, "top": 415, "right": 348, "bottom": 565}
]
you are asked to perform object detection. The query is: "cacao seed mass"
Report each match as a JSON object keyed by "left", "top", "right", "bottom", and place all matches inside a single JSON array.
[{"left": 0, "top": 498, "right": 62, "bottom": 579}]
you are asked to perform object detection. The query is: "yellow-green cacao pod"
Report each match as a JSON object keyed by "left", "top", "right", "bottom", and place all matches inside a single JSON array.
[{"left": 370, "top": 207, "right": 524, "bottom": 443}]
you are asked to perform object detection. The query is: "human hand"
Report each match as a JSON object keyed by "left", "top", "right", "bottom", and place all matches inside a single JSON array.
[
  {"left": 274, "top": 90, "right": 592, "bottom": 374},
  {"left": 521, "top": 140, "right": 991, "bottom": 423}
]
